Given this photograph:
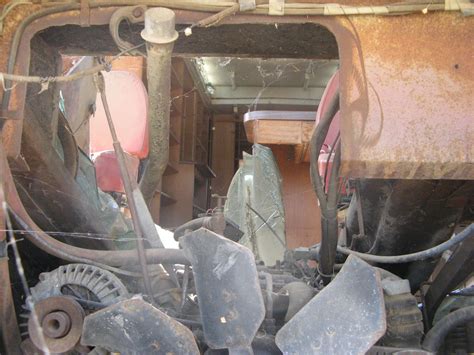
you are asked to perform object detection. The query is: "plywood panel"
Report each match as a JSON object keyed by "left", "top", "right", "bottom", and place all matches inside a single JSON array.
[
  {"left": 211, "top": 115, "right": 236, "bottom": 207},
  {"left": 160, "top": 161, "right": 194, "bottom": 228},
  {"left": 270, "top": 145, "right": 321, "bottom": 248},
  {"left": 245, "top": 119, "right": 315, "bottom": 163},
  {"left": 245, "top": 120, "right": 314, "bottom": 145}
]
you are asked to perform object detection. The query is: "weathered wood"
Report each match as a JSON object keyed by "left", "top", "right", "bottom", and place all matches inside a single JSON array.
[{"left": 271, "top": 145, "right": 321, "bottom": 248}]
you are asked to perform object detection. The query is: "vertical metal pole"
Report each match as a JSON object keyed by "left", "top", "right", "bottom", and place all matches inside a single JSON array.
[{"left": 139, "top": 7, "right": 178, "bottom": 205}]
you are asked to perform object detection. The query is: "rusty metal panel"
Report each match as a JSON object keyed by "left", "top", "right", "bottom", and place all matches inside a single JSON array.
[
  {"left": 336, "top": 13, "right": 474, "bottom": 179},
  {"left": 1, "top": 6, "right": 473, "bottom": 180}
]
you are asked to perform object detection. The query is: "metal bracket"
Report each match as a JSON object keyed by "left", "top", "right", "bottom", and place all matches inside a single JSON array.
[
  {"left": 239, "top": 0, "right": 256, "bottom": 11},
  {"left": 445, "top": 0, "right": 474, "bottom": 15},
  {"left": 269, "top": 0, "right": 285, "bottom": 15},
  {"left": 80, "top": 0, "right": 91, "bottom": 27},
  {"left": 109, "top": 6, "right": 147, "bottom": 55}
]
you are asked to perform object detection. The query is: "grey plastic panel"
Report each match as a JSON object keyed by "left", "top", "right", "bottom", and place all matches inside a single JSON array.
[
  {"left": 276, "top": 255, "right": 386, "bottom": 355},
  {"left": 181, "top": 228, "right": 265, "bottom": 350}
]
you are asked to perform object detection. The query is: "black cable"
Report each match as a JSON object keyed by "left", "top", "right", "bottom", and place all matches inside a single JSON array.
[
  {"left": 2, "top": 4, "right": 82, "bottom": 124},
  {"left": 322, "top": 131, "right": 340, "bottom": 191},
  {"left": 309, "top": 91, "right": 340, "bottom": 213},
  {"left": 336, "top": 223, "right": 473, "bottom": 264},
  {"left": 309, "top": 89, "right": 340, "bottom": 284},
  {"left": 245, "top": 203, "right": 286, "bottom": 249},
  {"left": 422, "top": 305, "right": 474, "bottom": 352}
]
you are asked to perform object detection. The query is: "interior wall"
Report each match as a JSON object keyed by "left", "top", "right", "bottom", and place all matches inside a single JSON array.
[
  {"left": 270, "top": 144, "right": 321, "bottom": 248},
  {"left": 210, "top": 114, "right": 236, "bottom": 207}
]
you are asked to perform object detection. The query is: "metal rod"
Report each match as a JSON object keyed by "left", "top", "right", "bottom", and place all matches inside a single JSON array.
[{"left": 94, "top": 72, "right": 154, "bottom": 300}]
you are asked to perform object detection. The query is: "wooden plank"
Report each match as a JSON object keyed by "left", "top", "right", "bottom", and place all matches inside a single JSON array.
[
  {"left": 160, "top": 163, "right": 194, "bottom": 228},
  {"left": 163, "top": 161, "right": 178, "bottom": 176},
  {"left": 270, "top": 144, "right": 321, "bottom": 248},
  {"left": 244, "top": 119, "right": 315, "bottom": 146},
  {"left": 211, "top": 115, "right": 236, "bottom": 207}
]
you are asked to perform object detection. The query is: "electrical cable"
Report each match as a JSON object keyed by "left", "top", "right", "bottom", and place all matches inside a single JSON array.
[
  {"left": 0, "top": 43, "right": 145, "bottom": 84},
  {"left": 335, "top": 223, "right": 473, "bottom": 264},
  {"left": 245, "top": 203, "right": 287, "bottom": 249},
  {"left": 309, "top": 89, "right": 340, "bottom": 284},
  {"left": 322, "top": 131, "right": 340, "bottom": 191}
]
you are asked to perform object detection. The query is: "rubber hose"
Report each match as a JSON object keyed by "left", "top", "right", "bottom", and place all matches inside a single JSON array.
[
  {"left": 422, "top": 306, "right": 474, "bottom": 353},
  {"left": 336, "top": 223, "right": 473, "bottom": 264}
]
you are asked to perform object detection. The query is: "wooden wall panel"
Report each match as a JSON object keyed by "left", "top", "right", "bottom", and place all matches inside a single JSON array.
[
  {"left": 160, "top": 161, "right": 194, "bottom": 228},
  {"left": 270, "top": 145, "right": 321, "bottom": 248},
  {"left": 211, "top": 115, "right": 236, "bottom": 206}
]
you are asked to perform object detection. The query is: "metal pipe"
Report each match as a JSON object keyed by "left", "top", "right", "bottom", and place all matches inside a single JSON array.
[
  {"left": 422, "top": 306, "right": 474, "bottom": 353},
  {"left": 138, "top": 7, "right": 178, "bottom": 205},
  {"left": 336, "top": 223, "right": 474, "bottom": 264}
]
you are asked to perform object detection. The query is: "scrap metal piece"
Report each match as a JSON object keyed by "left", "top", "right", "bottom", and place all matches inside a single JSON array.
[
  {"left": 275, "top": 255, "right": 386, "bottom": 354},
  {"left": 81, "top": 298, "right": 199, "bottom": 354},
  {"left": 181, "top": 228, "right": 265, "bottom": 351},
  {"left": 28, "top": 296, "right": 85, "bottom": 354}
]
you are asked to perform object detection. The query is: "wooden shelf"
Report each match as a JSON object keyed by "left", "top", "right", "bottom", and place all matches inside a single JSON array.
[
  {"left": 196, "top": 164, "right": 216, "bottom": 179},
  {"left": 170, "top": 98, "right": 182, "bottom": 116},
  {"left": 159, "top": 57, "right": 211, "bottom": 227},
  {"left": 171, "top": 64, "right": 184, "bottom": 89},
  {"left": 164, "top": 161, "right": 178, "bottom": 176},
  {"left": 193, "top": 204, "right": 206, "bottom": 213},
  {"left": 196, "top": 137, "right": 207, "bottom": 153},
  {"left": 169, "top": 129, "right": 180, "bottom": 145},
  {"left": 158, "top": 190, "right": 177, "bottom": 206}
]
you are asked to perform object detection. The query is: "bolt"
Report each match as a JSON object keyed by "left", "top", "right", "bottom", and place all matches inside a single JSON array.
[
  {"left": 132, "top": 7, "right": 144, "bottom": 18},
  {"left": 42, "top": 311, "right": 71, "bottom": 338}
]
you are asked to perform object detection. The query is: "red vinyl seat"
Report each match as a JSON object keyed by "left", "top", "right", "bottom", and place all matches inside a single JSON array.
[{"left": 90, "top": 71, "right": 148, "bottom": 193}]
